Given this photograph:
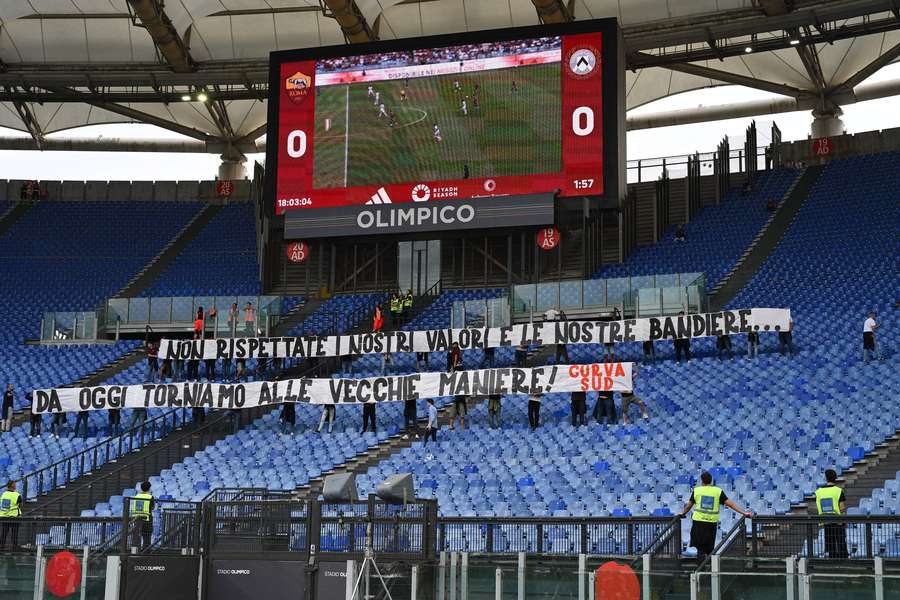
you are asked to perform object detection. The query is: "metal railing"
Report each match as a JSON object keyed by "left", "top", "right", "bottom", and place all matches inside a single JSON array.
[
  {"left": 24, "top": 408, "right": 261, "bottom": 517},
  {"left": 122, "top": 498, "right": 203, "bottom": 555},
  {"left": 437, "top": 515, "right": 675, "bottom": 557},
  {"left": 748, "top": 515, "right": 900, "bottom": 560},
  {"left": 20, "top": 409, "right": 189, "bottom": 504},
  {"left": 205, "top": 499, "right": 311, "bottom": 555},
  {"left": 0, "top": 515, "right": 122, "bottom": 552}
]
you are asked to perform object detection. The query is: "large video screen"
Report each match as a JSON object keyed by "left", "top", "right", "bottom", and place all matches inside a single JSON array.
[{"left": 269, "top": 24, "right": 607, "bottom": 215}]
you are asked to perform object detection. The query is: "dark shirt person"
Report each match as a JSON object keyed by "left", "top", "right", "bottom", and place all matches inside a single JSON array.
[
  {"left": 675, "top": 225, "right": 686, "bottom": 242},
  {"left": 814, "top": 469, "right": 849, "bottom": 559},
  {"left": 1, "top": 385, "right": 14, "bottom": 432},
  {"left": 679, "top": 471, "right": 751, "bottom": 564}
]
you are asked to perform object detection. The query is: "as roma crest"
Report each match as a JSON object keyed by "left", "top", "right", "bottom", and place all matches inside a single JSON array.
[{"left": 285, "top": 71, "right": 312, "bottom": 104}]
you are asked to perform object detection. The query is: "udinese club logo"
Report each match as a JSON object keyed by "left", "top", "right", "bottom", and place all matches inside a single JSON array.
[{"left": 566, "top": 47, "right": 599, "bottom": 78}]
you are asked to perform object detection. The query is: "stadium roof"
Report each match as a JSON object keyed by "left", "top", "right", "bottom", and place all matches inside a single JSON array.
[{"left": 1, "top": 0, "right": 899, "bottom": 156}]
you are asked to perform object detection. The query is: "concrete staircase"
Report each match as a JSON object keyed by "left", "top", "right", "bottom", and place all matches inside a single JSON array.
[{"left": 0, "top": 200, "right": 35, "bottom": 238}]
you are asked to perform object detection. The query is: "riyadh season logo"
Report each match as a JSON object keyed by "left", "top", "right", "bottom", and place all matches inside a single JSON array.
[
  {"left": 483, "top": 179, "right": 497, "bottom": 192},
  {"left": 411, "top": 184, "right": 431, "bottom": 202}
]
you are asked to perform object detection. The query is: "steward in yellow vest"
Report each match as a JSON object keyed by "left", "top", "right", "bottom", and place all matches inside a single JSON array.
[
  {"left": 815, "top": 469, "right": 848, "bottom": 559},
  {"left": 130, "top": 482, "right": 155, "bottom": 550},
  {"left": 679, "top": 471, "right": 752, "bottom": 562},
  {"left": 0, "top": 480, "right": 22, "bottom": 549}
]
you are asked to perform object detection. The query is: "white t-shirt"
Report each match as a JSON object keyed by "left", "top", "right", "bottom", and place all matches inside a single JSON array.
[
  {"left": 863, "top": 318, "right": 877, "bottom": 333},
  {"left": 544, "top": 309, "right": 560, "bottom": 321}
]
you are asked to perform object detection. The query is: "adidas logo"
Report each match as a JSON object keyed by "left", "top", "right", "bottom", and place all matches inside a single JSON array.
[{"left": 365, "top": 187, "right": 392, "bottom": 205}]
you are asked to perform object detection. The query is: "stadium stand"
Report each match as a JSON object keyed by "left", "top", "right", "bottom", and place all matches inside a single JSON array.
[
  {"left": 596, "top": 168, "right": 798, "bottom": 289},
  {"left": 141, "top": 202, "right": 260, "bottom": 297}
]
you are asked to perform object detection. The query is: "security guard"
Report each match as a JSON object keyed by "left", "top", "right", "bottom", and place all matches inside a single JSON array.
[
  {"left": 0, "top": 480, "right": 21, "bottom": 549},
  {"left": 679, "top": 471, "right": 752, "bottom": 563},
  {"left": 815, "top": 469, "right": 848, "bottom": 559},
  {"left": 403, "top": 289, "right": 414, "bottom": 321},
  {"left": 130, "top": 481, "right": 155, "bottom": 550},
  {"left": 389, "top": 293, "right": 401, "bottom": 327}
]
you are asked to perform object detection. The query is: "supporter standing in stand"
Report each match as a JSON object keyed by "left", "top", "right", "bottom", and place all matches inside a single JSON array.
[
  {"left": 128, "top": 407, "right": 147, "bottom": 431},
  {"left": 244, "top": 302, "right": 256, "bottom": 336},
  {"left": 778, "top": 318, "right": 796, "bottom": 357},
  {"left": 403, "top": 398, "right": 418, "bottom": 439},
  {"left": 27, "top": 392, "right": 41, "bottom": 436},
  {"left": 746, "top": 329, "right": 760, "bottom": 360},
  {"left": 592, "top": 390, "right": 616, "bottom": 425},
  {"left": 51, "top": 412, "right": 65, "bottom": 439},
  {"left": 108, "top": 408, "right": 121, "bottom": 436},
  {"left": 679, "top": 471, "right": 752, "bottom": 564},
  {"left": 570, "top": 390, "right": 587, "bottom": 427},
  {"left": 145, "top": 340, "right": 159, "bottom": 383},
  {"left": 675, "top": 224, "right": 686, "bottom": 242},
  {"left": 415, "top": 351, "right": 429, "bottom": 372},
  {"left": 674, "top": 312, "right": 691, "bottom": 364},
  {"left": 604, "top": 308, "right": 621, "bottom": 362},
  {"left": 361, "top": 401, "right": 377, "bottom": 434},
  {"left": 716, "top": 334, "right": 733, "bottom": 360},
  {"left": 73, "top": 409, "right": 89, "bottom": 439},
  {"left": 1, "top": 384, "right": 14, "bottom": 432},
  {"left": 227, "top": 302, "right": 239, "bottom": 337},
  {"left": 389, "top": 293, "right": 400, "bottom": 327},
  {"left": 316, "top": 404, "right": 335, "bottom": 433},
  {"left": 280, "top": 402, "right": 296, "bottom": 435},
  {"left": 373, "top": 303, "right": 384, "bottom": 333},
  {"left": 515, "top": 342, "right": 528, "bottom": 368},
  {"left": 423, "top": 398, "right": 438, "bottom": 445},
  {"left": 194, "top": 307, "right": 205, "bottom": 339},
  {"left": 447, "top": 342, "right": 466, "bottom": 430},
  {"left": 642, "top": 340, "right": 656, "bottom": 365},
  {"left": 863, "top": 311, "right": 884, "bottom": 362},
  {"left": 130, "top": 482, "right": 154, "bottom": 551},
  {"left": 527, "top": 392, "right": 542, "bottom": 430},
  {"left": 487, "top": 394, "right": 502, "bottom": 429},
  {"left": 403, "top": 290, "right": 414, "bottom": 324}
]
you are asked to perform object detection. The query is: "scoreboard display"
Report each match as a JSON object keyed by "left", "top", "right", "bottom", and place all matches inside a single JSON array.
[{"left": 266, "top": 20, "right": 619, "bottom": 218}]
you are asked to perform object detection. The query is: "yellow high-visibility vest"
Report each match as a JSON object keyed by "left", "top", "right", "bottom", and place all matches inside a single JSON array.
[
  {"left": 815, "top": 486, "right": 843, "bottom": 515},
  {"left": 692, "top": 485, "right": 723, "bottom": 523}
]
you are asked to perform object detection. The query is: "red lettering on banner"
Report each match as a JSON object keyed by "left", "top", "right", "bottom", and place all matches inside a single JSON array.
[
  {"left": 276, "top": 60, "right": 317, "bottom": 215},
  {"left": 561, "top": 33, "right": 604, "bottom": 196}
]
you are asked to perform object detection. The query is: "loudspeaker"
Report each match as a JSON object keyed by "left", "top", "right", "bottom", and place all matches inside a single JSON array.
[
  {"left": 375, "top": 473, "right": 414, "bottom": 504},
  {"left": 322, "top": 472, "right": 357, "bottom": 502}
]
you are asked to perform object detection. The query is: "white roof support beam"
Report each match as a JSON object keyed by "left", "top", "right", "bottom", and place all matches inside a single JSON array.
[
  {"left": 531, "top": 0, "right": 573, "bottom": 24},
  {"left": 126, "top": 1, "right": 195, "bottom": 73},
  {"left": 642, "top": 56, "right": 809, "bottom": 98}
]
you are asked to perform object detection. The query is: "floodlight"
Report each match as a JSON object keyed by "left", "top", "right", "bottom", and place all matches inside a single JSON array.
[
  {"left": 375, "top": 473, "right": 414, "bottom": 505},
  {"left": 322, "top": 472, "right": 357, "bottom": 502}
]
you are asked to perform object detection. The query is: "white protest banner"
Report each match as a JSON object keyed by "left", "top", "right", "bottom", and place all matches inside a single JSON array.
[
  {"left": 159, "top": 308, "right": 790, "bottom": 361},
  {"left": 33, "top": 363, "right": 632, "bottom": 414}
]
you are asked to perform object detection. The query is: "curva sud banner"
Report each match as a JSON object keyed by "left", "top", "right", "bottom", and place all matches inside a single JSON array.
[
  {"left": 158, "top": 308, "right": 790, "bottom": 362},
  {"left": 34, "top": 363, "right": 631, "bottom": 414}
]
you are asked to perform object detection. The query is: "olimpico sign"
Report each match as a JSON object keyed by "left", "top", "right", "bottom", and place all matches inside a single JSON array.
[{"left": 356, "top": 204, "right": 475, "bottom": 230}]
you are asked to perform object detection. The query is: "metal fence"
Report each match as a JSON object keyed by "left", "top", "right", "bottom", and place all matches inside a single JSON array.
[
  {"left": 21, "top": 409, "right": 189, "bottom": 504},
  {"left": 121, "top": 498, "right": 203, "bottom": 555},
  {"left": 313, "top": 497, "right": 438, "bottom": 560},
  {"left": 204, "top": 499, "right": 310, "bottom": 555},
  {"left": 747, "top": 515, "right": 900, "bottom": 560},
  {"left": 437, "top": 516, "right": 676, "bottom": 557},
  {"left": 0, "top": 516, "right": 122, "bottom": 552}
]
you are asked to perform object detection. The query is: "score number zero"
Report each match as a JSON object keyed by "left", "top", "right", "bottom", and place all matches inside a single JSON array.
[{"left": 571, "top": 106, "right": 596, "bottom": 190}]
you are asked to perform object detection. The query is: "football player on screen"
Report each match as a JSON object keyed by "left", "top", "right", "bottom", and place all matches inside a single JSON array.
[
  {"left": 378, "top": 103, "right": 388, "bottom": 118},
  {"left": 367, "top": 85, "right": 375, "bottom": 99},
  {"left": 461, "top": 98, "right": 468, "bottom": 116},
  {"left": 400, "top": 88, "right": 408, "bottom": 102},
  {"left": 433, "top": 124, "right": 442, "bottom": 142}
]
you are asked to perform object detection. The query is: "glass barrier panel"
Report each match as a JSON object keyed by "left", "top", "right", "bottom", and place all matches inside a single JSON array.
[
  {"left": 486, "top": 298, "right": 510, "bottom": 328},
  {"left": 0, "top": 550, "right": 38, "bottom": 600},
  {"left": 451, "top": 302, "right": 465, "bottom": 328},
  {"left": 631, "top": 275, "right": 656, "bottom": 292},
  {"left": 127, "top": 298, "right": 149, "bottom": 323},
  {"left": 193, "top": 296, "right": 215, "bottom": 320},
  {"left": 808, "top": 573, "right": 897, "bottom": 600},
  {"left": 535, "top": 283, "right": 559, "bottom": 312},
  {"left": 78, "top": 312, "right": 98, "bottom": 340},
  {"left": 656, "top": 273, "right": 679, "bottom": 288},
  {"left": 168, "top": 297, "right": 191, "bottom": 321},
  {"left": 512, "top": 284, "right": 536, "bottom": 315},
  {"left": 149, "top": 297, "right": 172, "bottom": 322},
  {"left": 661, "top": 287, "right": 686, "bottom": 316},
  {"left": 559, "top": 281, "right": 583, "bottom": 310},
  {"left": 696, "top": 570, "right": 798, "bottom": 600},
  {"left": 606, "top": 278, "right": 630, "bottom": 307},
  {"left": 464, "top": 300, "right": 487, "bottom": 328},
  {"left": 583, "top": 279, "right": 606, "bottom": 307},
  {"left": 636, "top": 288, "right": 661, "bottom": 317},
  {"left": 687, "top": 285, "right": 703, "bottom": 313},
  {"left": 106, "top": 298, "right": 128, "bottom": 326}
]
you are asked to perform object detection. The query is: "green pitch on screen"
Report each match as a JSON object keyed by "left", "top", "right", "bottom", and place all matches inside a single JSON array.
[{"left": 313, "top": 63, "right": 562, "bottom": 189}]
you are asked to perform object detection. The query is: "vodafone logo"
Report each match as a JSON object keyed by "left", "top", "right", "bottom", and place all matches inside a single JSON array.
[
  {"left": 483, "top": 179, "right": 496, "bottom": 192},
  {"left": 411, "top": 184, "right": 431, "bottom": 202}
]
